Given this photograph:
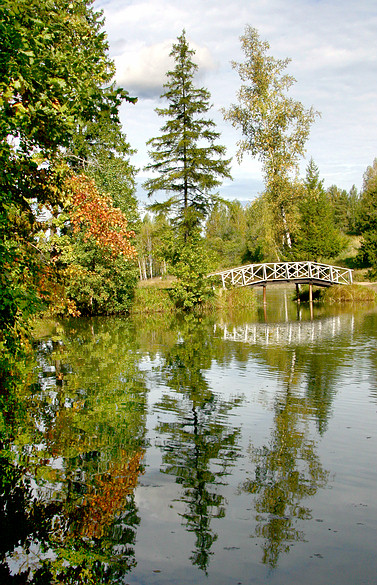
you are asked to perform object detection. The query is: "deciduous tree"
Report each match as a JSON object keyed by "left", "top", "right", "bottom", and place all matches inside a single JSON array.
[
  {"left": 223, "top": 26, "right": 319, "bottom": 257},
  {"left": 205, "top": 201, "right": 249, "bottom": 268},
  {"left": 0, "top": 0, "right": 137, "bottom": 382},
  {"left": 43, "top": 175, "right": 137, "bottom": 315},
  {"left": 67, "top": 90, "right": 139, "bottom": 225}
]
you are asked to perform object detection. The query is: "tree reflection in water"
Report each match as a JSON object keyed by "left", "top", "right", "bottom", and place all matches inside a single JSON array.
[
  {"left": 0, "top": 318, "right": 146, "bottom": 584},
  {"left": 241, "top": 350, "right": 329, "bottom": 568},
  {"left": 154, "top": 314, "right": 243, "bottom": 573}
]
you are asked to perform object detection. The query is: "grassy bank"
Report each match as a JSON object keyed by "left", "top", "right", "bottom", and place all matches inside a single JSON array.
[
  {"left": 320, "top": 284, "right": 377, "bottom": 303},
  {"left": 208, "top": 286, "right": 257, "bottom": 311},
  {"left": 131, "top": 281, "right": 257, "bottom": 315},
  {"left": 133, "top": 278, "right": 376, "bottom": 315}
]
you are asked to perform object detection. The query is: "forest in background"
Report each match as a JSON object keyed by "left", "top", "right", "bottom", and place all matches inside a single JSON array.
[{"left": 1, "top": 0, "right": 377, "bottom": 393}]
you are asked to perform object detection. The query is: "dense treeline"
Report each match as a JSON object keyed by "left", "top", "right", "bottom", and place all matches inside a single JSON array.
[
  {"left": 1, "top": 6, "right": 377, "bottom": 392},
  {"left": 139, "top": 158, "right": 376, "bottom": 276}
]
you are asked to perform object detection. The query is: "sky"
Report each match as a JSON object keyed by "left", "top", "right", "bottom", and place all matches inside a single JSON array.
[{"left": 94, "top": 0, "right": 377, "bottom": 204}]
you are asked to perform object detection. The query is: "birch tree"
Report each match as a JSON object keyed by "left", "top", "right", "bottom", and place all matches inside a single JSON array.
[{"left": 223, "top": 26, "right": 319, "bottom": 257}]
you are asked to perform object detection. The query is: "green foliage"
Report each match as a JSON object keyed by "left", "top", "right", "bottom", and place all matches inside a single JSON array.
[
  {"left": 224, "top": 26, "right": 319, "bottom": 180},
  {"left": 0, "top": 0, "right": 138, "bottom": 368},
  {"left": 169, "top": 231, "right": 214, "bottom": 309},
  {"left": 0, "top": 0, "right": 132, "bottom": 154},
  {"left": 130, "top": 286, "right": 175, "bottom": 314},
  {"left": 38, "top": 176, "right": 138, "bottom": 316},
  {"left": 204, "top": 189, "right": 301, "bottom": 269},
  {"left": 355, "top": 159, "right": 377, "bottom": 277},
  {"left": 357, "top": 232, "right": 377, "bottom": 278},
  {"left": 0, "top": 202, "right": 51, "bottom": 392},
  {"left": 293, "top": 159, "right": 345, "bottom": 261},
  {"left": 243, "top": 198, "right": 269, "bottom": 263},
  {"left": 64, "top": 245, "right": 138, "bottom": 316},
  {"left": 83, "top": 145, "right": 139, "bottom": 225},
  {"left": 223, "top": 26, "right": 319, "bottom": 255},
  {"left": 205, "top": 201, "right": 249, "bottom": 268},
  {"left": 67, "top": 84, "right": 139, "bottom": 226},
  {"left": 327, "top": 184, "right": 359, "bottom": 234},
  {"left": 143, "top": 30, "right": 231, "bottom": 237}
]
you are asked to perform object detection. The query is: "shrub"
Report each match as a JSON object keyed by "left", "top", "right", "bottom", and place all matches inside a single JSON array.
[
  {"left": 320, "top": 284, "right": 376, "bottom": 303},
  {"left": 130, "top": 287, "right": 174, "bottom": 314}
]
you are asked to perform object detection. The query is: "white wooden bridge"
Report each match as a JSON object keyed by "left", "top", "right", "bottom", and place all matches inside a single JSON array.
[{"left": 208, "top": 261, "right": 353, "bottom": 290}]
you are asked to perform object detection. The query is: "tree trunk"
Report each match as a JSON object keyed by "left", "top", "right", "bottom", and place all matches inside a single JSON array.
[{"left": 280, "top": 204, "right": 292, "bottom": 249}]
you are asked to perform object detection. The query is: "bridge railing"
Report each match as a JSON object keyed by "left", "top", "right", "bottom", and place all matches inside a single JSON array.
[{"left": 208, "top": 261, "right": 353, "bottom": 288}]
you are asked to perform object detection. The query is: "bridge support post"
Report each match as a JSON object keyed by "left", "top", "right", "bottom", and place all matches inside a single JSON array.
[
  {"left": 309, "top": 283, "right": 314, "bottom": 320},
  {"left": 263, "top": 285, "right": 267, "bottom": 306}
]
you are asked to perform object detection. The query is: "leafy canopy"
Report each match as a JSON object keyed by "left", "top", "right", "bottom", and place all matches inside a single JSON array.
[
  {"left": 0, "top": 0, "right": 138, "bottom": 348},
  {"left": 223, "top": 25, "right": 319, "bottom": 186},
  {"left": 223, "top": 26, "right": 319, "bottom": 258}
]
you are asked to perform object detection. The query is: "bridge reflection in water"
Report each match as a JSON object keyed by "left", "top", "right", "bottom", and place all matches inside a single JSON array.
[{"left": 215, "top": 314, "right": 355, "bottom": 346}]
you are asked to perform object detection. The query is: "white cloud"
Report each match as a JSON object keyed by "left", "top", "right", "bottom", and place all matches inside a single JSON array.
[{"left": 114, "top": 39, "right": 216, "bottom": 97}]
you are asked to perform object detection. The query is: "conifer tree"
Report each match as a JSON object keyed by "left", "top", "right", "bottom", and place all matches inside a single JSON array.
[
  {"left": 356, "top": 159, "right": 377, "bottom": 276},
  {"left": 143, "top": 31, "right": 231, "bottom": 238},
  {"left": 294, "top": 159, "right": 344, "bottom": 261}
]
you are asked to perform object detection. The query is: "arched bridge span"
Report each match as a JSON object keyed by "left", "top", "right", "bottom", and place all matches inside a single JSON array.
[{"left": 208, "top": 261, "right": 353, "bottom": 289}]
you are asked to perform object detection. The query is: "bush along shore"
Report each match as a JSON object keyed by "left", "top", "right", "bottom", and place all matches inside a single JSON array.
[
  {"left": 320, "top": 283, "right": 377, "bottom": 303},
  {"left": 138, "top": 275, "right": 377, "bottom": 311},
  {"left": 131, "top": 279, "right": 377, "bottom": 315},
  {"left": 131, "top": 281, "right": 257, "bottom": 315},
  {"left": 296, "top": 283, "right": 377, "bottom": 304}
]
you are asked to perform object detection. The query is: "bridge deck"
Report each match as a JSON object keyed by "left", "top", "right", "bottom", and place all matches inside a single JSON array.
[{"left": 208, "top": 261, "right": 353, "bottom": 289}]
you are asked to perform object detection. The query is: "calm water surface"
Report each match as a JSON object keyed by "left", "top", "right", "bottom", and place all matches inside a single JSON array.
[{"left": 1, "top": 288, "right": 376, "bottom": 584}]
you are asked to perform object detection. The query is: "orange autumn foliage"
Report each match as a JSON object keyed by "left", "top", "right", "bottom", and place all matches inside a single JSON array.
[{"left": 67, "top": 175, "right": 137, "bottom": 259}]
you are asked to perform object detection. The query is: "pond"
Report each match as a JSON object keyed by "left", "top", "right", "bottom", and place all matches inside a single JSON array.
[{"left": 1, "top": 287, "right": 377, "bottom": 584}]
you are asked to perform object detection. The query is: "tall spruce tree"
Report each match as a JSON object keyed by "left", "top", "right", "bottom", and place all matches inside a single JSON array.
[{"left": 143, "top": 31, "right": 231, "bottom": 239}]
